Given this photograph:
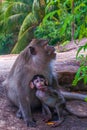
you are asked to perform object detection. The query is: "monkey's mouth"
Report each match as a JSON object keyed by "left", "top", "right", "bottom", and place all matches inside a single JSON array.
[{"left": 38, "top": 86, "right": 47, "bottom": 91}]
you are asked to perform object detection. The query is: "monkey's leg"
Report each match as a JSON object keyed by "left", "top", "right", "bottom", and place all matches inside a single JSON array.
[
  {"left": 42, "top": 104, "right": 52, "bottom": 122},
  {"left": 51, "top": 103, "right": 64, "bottom": 127},
  {"left": 42, "top": 105, "right": 46, "bottom": 116}
]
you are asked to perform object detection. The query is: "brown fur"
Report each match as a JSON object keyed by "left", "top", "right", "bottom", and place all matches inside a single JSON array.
[{"left": 4, "top": 39, "right": 63, "bottom": 127}]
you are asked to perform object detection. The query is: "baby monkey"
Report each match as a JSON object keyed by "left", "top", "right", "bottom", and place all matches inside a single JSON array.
[{"left": 30, "top": 75, "right": 65, "bottom": 127}]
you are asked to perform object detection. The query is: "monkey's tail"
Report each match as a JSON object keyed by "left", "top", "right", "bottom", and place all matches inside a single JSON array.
[{"left": 60, "top": 90, "right": 87, "bottom": 101}]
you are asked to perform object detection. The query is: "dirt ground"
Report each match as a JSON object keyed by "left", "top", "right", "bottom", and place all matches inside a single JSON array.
[
  {"left": 0, "top": 44, "right": 87, "bottom": 130},
  {"left": 0, "top": 76, "right": 87, "bottom": 130}
]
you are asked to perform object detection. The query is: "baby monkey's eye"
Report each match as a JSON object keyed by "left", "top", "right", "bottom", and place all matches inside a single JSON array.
[
  {"left": 36, "top": 80, "right": 39, "bottom": 83},
  {"left": 40, "top": 79, "right": 44, "bottom": 82},
  {"left": 34, "top": 79, "right": 39, "bottom": 84}
]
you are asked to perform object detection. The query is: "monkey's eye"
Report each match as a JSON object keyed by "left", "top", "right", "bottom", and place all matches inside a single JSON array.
[
  {"left": 35, "top": 79, "right": 39, "bottom": 83},
  {"left": 29, "top": 46, "right": 37, "bottom": 55},
  {"left": 40, "top": 79, "right": 44, "bottom": 82}
]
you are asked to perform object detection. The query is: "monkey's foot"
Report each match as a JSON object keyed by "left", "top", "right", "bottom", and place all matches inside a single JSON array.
[
  {"left": 47, "top": 118, "right": 64, "bottom": 127},
  {"left": 16, "top": 109, "right": 23, "bottom": 119},
  {"left": 43, "top": 117, "right": 51, "bottom": 123},
  {"left": 26, "top": 120, "right": 36, "bottom": 127}
]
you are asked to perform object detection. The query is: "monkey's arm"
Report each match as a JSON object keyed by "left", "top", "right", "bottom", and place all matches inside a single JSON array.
[
  {"left": 49, "top": 74, "right": 62, "bottom": 96},
  {"left": 47, "top": 87, "right": 65, "bottom": 104},
  {"left": 51, "top": 75, "right": 59, "bottom": 89},
  {"left": 48, "top": 88, "right": 59, "bottom": 95},
  {"left": 18, "top": 83, "right": 36, "bottom": 127},
  {"left": 17, "top": 69, "right": 36, "bottom": 127}
]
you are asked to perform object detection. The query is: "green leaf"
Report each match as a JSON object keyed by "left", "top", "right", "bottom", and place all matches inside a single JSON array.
[
  {"left": 84, "top": 75, "right": 87, "bottom": 85},
  {"left": 84, "top": 97, "right": 87, "bottom": 102},
  {"left": 60, "top": 14, "right": 73, "bottom": 35},
  {"left": 72, "top": 67, "right": 81, "bottom": 86},
  {"left": 18, "top": 12, "right": 38, "bottom": 39},
  {"left": 43, "top": 10, "right": 58, "bottom": 22},
  {"left": 76, "top": 43, "right": 87, "bottom": 58},
  {"left": 4, "top": 2, "right": 28, "bottom": 18},
  {"left": 76, "top": 46, "right": 84, "bottom": 58}
]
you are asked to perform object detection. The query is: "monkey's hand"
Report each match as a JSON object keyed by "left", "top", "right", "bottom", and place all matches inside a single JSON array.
[
  {"left": 43, "top": 116, "right": 51, "bottom": 123},
  {"left": 26, "top": 119, "right": 36, "bottom": 127},
  {"left": 47, "top": 88, "right": 58, "bottom": 96}
]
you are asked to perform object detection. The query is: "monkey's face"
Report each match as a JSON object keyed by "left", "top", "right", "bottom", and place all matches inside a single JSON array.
[
  {"left": 28, "top": 39, "right": 56, "bottom": 61},
  {"left": 34, "top": 77, "right": 45, "bottom": 89},
  {"left": 33, "top": 77, "right": 46, "bottom": 90}
]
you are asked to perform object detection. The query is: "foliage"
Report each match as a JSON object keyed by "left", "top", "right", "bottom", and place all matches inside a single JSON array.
[
  {"left": 34, "top": 0, "right": 87, "bottom": 45},
  {"left": 0, "top": 33, "right": 14, "bottom": 54},
  {"left": 0, "top": 0, "right": 87, "bottom": 53},
  {"left": 0, "top": 0, "right": 29, "bottom": 54},
  {"left": 0, "top": 0, "right": 46, "bottom": 54},
  {"left": 84, "top": 97, "right": 87, "bottom": 102},
  {"left": 72, "top": 43, "right": 87, "bottom": 86},
  {"left": 35, "top": 20, "right": 61, "bottom": 45}
]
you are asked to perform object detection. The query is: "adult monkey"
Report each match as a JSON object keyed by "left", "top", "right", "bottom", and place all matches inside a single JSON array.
[
  {"left": 3, "top": 39, "right": 87, "bottom": 127},
  {"left": 4, "top": 39, "right": 64, "bottom": 127}
]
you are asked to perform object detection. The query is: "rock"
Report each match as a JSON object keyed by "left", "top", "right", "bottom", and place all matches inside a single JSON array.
[
  {"left": 56, "top": 38, "right": 87, "bottom": 52},
  {"left": 54, "top": 38, "right": 87, "bottom": 91},
  {"left": 54, "top": 51, "right": 87, "bottom": 91},
  {"left": 66, "top": 100, "right": 87, "bottom": 117}
]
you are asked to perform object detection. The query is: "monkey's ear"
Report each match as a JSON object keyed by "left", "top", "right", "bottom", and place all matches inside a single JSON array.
[
  {"left": 40, "top": 39, "right": 48, "bottom": 47},
  {"left": 29, "top": 82, "right": 35, "bottom": 89},
  {"left": 29, "top": 46, "right": 37, "bottom": 55}
]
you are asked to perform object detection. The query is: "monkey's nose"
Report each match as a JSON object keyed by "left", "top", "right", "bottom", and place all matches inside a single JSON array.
[{"left": 40, "top": 83, "right": 42, "bottom": 86}]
